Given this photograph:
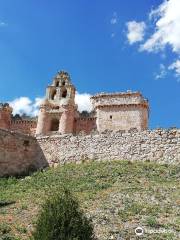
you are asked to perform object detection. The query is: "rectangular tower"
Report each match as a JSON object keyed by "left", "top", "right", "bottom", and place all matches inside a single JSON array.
[{"left": 91, "top": 91, "right": 149, "bottom": 132}]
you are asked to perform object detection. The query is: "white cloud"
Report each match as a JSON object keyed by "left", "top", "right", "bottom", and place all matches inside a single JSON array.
[
  {"left": 155, "top": 64, "right": 167, "bottom": 79},
  {"left": 9, "top": 97, "right": 43, "bottom": 117},
  {"left": 110, "top": 12, "right": 118, "bottom": 25},
  {"left": 9, "top": 93, "right": 93, "bottom": 117},
  {"left": 126, "top": 21, "right": 146, "bottom": 44},
  {"left": 125, "top": 0, "right": 180, "bottom": 79},
  {"left": 168, "top": 59, "right": 180, "bottom": 77},
  {"left": 140, "top": 0, "right": 180, "bottom": 53},
  {"left": 75, "top": 92, "right": 92, "bottom": 112}
]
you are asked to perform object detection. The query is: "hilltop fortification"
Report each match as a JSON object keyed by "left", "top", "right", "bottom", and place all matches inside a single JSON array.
[{"left": 0, "top": 71, "right": 149, "bottom": 135}]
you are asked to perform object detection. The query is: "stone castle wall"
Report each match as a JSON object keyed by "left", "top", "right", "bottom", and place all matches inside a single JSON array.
[
  {"left": 91, "top": 92, "right": 149, "bottom": 132},
  {"left": 74, "top": 117, "right": 96, "bottom": 134},
  {"left": 0, "top": 129, "right": 47, "bottom": 177},
  {"left": 37, "top": 129, "right": 180, "bottom": 166},
  {"left": 91, "top": 92, "right": 146, "bottom": 107},
  {"left": 96, "top": 105, "right": 148, "bottom": 132},
  {"left": 0, "top": 104, "right": 12, "bottom": 129},
  {"left": 10, "top": 120, "right": 37, "bottom": 136},
  {"left": 1, "top": 128, "right": 179, "bottom": 177}
]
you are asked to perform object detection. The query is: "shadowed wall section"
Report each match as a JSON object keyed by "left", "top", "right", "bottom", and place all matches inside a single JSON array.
[{"left": 0, "top": 129, "right": 48, "bottom": 177}]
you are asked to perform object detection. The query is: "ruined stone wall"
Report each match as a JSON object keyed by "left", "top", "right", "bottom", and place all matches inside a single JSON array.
[
  {"left": 37, "top": 129, "right": 180, "bottom": 166},
  {"left": 0, "top": 129, "right": 47, "bottom": 177},
  {"left": 10, "top": 120, "right": 37, "bottom": 136},
  {"left": 74, "top": 117, "right": 97, "bottom": 134}
]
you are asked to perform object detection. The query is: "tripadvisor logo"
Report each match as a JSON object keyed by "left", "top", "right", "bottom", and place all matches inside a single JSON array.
[
  {"left": 135, "top": 227, "right": 144, "bottom": 236},
  {"left": 135, "top": 226, "right": 174, "bottom": 236}
]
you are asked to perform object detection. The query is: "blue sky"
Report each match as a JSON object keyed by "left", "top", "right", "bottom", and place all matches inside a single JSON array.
[{"left": 0, "top": 0, "right": 180, "bottom": 128}]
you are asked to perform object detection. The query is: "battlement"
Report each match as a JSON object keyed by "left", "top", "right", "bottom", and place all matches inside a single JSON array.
[
  {"left": 91, "top": 91, "right": 148, "bottom": 109},
  {"left": 11, "top": 119, "right": 37, "bottom": 125},
  {"left": 0, "top": 71, "right": 150, "bottom": 136},
  {"left": 10, "top": 119, "right": 37, "bottom": 135},
  {"left": 0, "top": 103, "right": 13, "bottom": 112}
]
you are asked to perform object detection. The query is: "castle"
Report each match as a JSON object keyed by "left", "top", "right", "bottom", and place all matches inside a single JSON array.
[
  {"left": 1, "top": 71, "right": 180, "bottom": 178},
  {"left": 0, "top": 71, "right": 149, "bottom": 136}
]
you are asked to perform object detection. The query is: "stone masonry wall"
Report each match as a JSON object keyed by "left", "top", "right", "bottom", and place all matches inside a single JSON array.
[
  {"left": 10, "top": 120, "right": 37, "bottom": 136},
  {"left": 91, "top": 92, "right": 145, "bottom": 107},
  {"left": 0, "top": 129, "right": 48, "bottom": 177},
  {"left": 91, "top": 92, "right": 149, "bottom": 132},
  {"left": 37, "top": 129, "right": 180, "bottom": 166},
  {"left": 96, "top": 106, "right": 148, "bottom": 132},
  {"left": 1, "top": 128, "right": 179, "bottom": 177},
  {"left": 74, "top": 118, "right": 97, "bottom": 134}
]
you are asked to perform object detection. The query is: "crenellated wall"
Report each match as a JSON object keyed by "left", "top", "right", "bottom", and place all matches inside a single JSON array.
[
  {"left": 10, "top": 120, "right": 37, "bottom": 135},
  {"left": 0, "top": 129, "right": 47, "bottom": 177},
  {"left": 37, "top": 129, "right": 180, "bottom": 166},
  {"left": 74, "top": 117, "right": 97, "bottom": 134},
  {"left": 0, "top": 72, "right": 150, "bottom": 136}
]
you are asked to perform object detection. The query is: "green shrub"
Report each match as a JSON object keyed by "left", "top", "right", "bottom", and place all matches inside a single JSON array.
[{"left": 32, "top": 188, "right": 96, "bottom": 240}]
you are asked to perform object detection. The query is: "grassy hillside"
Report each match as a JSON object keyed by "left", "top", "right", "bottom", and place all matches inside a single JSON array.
[{"left": 0, "top": 160, "right": 179, "bottom": 240}]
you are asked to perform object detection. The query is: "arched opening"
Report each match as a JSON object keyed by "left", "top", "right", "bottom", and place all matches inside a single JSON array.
[
  {"left": 62, "top": 80, "right": 65, "bottom": 86},
  {"left": 50, "top": 119, "right": 59, "bottom": 131},
  {"left": 55, "top": 81, "right": 59, "bottom": 87},
  {"left": 62, "top": 89, "right": 67, "bottom": 98},
  {"left": 51, "top": 90, "right": 57, "bottom": 100}
]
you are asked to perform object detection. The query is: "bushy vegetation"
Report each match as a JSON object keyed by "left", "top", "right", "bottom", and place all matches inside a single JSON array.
[{"left": 32, "top": 188, "right": 95, "bottom": 240}]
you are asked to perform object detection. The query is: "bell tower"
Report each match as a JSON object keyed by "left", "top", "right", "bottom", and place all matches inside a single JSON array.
[{"left": 36, "top": 71, "right": 77, "bottom": 135}]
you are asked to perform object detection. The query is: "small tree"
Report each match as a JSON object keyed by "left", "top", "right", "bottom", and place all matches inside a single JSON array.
[{"left": 32, "top": 188, "right": 95, "bottom": 240}]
